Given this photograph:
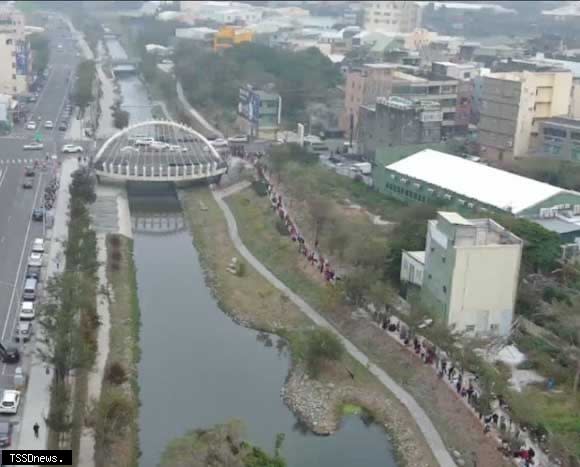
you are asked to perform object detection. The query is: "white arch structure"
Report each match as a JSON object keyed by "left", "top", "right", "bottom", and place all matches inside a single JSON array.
[{"left": 94, "top": 120, "right": 228, "bottom": 183}]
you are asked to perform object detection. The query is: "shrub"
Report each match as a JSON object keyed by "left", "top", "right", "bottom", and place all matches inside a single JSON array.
[
  {"left": 304, "top": 329, "right": 344, "bottom": 377},
  {"left": 106, "top": 362, "right": 128, "bottom": 386},
  {"left": 251, "top": 180, "right": 268, "bottom": 197},
  {"left": 109, "top": 236, "right": 121, "bottom": 249},
  {"left": 111, "top": 251, "right": 122, "bottom": 262},
  {"left": 275, "top": 218, "right": 290, "bottom": 237}
]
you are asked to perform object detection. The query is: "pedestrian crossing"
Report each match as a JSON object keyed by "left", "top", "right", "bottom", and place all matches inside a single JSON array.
[{"left": 0, "top": 158, "right": 44, "bottom": 165}]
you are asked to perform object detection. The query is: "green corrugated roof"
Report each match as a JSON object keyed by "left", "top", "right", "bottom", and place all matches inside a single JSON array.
[{"left": 375, "top": 143, "right": 450, "bottom": 166}]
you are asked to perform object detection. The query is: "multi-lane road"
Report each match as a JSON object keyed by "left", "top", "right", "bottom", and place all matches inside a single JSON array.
[{"left": 0, "top": 16, "right": 82, "bottom": 388}]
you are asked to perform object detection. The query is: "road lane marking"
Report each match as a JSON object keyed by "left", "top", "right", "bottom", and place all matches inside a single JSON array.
[
  {"left": 0, "top": 236, "right": 4, "bottom": 244},
  {"left": 0, "top": 166, "right": 8, "bottom": 189}
]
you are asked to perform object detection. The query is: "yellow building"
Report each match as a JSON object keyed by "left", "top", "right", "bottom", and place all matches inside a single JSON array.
[
  {"left": 479, "top": 69, "right": 573, "bottom": 160},
  {"left": 214, "top": 26, "right": 254, "bottom": 51}
]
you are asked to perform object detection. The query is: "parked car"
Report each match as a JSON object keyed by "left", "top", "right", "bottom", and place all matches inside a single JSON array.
[
  {"left": 14, "top": 322, "right": 32, "bottom": 343},
  {"left": 61, "top": 144, "right": 83, "bottom": 153},
  {"left": 44, "top": 120, "right": 54, "bottom": 129},
  {"left": 150, "top": 141, "right": 169, "bottom": 151},
  {"left": 28, "top": 252, "right": 42, "bottom": 268},
  {"left": 58, "top": 122, "right": 68, "bottom": 131},
  {"left": 0, "top": 422, "right": 12, "bottom": 447},
  {"left": 0, "top": 391, "right": 21, "bottom": 414},
  {"left": 0, "top": 346, "right": 20, "bottom": 364},
  {"left": 19, "top": 302, "right": 35, "bottom": 321},
  {"left": 26, "top": 121, "right": 37, "bottom": 130},
  {"left": 134, "top": 137, "right": 154, "bottom": 147},
  {"left": 26, "top": 266, "right": 40, "bottom": 280},
  {"left": 228, "top": 135, "right": 249, "bottom": 143},
  {"left": 22, "top": 179, "right": 33, "bottom": 189},
  {"left": 24, "top": 167, "right": 35, "bottom": 177},
  {"left": 32, "top": 238, "right": 44, "bottom": 254},
  {"left": 23, "top": 143, "right": 44, "bottom": 150},
  {"left": 32, "top": 208, "right": 44, "bottom": 221}
]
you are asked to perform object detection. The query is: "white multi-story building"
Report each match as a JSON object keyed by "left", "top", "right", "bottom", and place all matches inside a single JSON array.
[
  {"left": 363, "top": 1, "right": 421, "bottom": 34},
  {"left": 0, "top": 6, "right": 28, "bottom": 96},
  {"left": 404, "top": 212, "right": 522, "bottom": 337}
]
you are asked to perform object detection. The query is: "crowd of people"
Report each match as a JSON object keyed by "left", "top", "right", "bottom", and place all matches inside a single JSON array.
[
  {"left": 377, "top": 315, "right": 542, "bottom": 466},
  {"left": 260, "top": 167, "right": 340, "bottom": 285}
]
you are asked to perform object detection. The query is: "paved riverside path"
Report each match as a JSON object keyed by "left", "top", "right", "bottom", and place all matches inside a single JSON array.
[
  {"left": 211, "top": 183, "right": 457, "bottom": 467},
  {"left": 176, "top": 81, "right": 223, "bottom": 138}
]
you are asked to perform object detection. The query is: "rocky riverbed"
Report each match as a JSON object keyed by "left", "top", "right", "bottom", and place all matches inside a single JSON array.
[{"left": 282, "top": 366, "right": 437, "bottom": 467}]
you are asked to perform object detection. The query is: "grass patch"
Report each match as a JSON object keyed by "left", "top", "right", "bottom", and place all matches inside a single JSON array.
[
  {"left": 94, "top": 234, "right": 140, "bottom": 467},
  {"left": 342, "top": 404, "right": 363, "bottom": 416}
]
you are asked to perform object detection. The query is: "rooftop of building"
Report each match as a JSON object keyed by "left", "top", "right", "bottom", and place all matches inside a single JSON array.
[
  {"left": 434, "top": 212, "right": 522, "bottom": 246},
  {"left": 533, "top": 217, "right": 580, "bottom": 235},
  {"left": 404, "top": 250, "right": 426, "bottom": 264},
  {"left": 540, "top": 116, "right": 580, "bottom": 129},
  {"left": 486, "top": 69, "right": 570, "bottom": 81},
  {"left": 433, "top": 61, "right": 479, "bottom": 69},
  {"left": 375, "top": 143, "right": 450, "bottom": 167},
  {"left": 386, "top": 149, "right": 571, "bottom": 214}
]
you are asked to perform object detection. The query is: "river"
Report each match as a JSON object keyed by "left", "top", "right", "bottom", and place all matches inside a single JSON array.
[{"left": 107, "top": 37, "right": 398, "bottom": 467}]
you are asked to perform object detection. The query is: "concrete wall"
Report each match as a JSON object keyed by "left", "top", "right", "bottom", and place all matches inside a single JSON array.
[
  {"left": 401, "top": 251, "right": 424, "bottom": 286},
  {"left": 363, "top": 1, "right": 421, "bottom": 34},
  {"left": 448, "top": 244, "right": 521, "bottom": 335}
]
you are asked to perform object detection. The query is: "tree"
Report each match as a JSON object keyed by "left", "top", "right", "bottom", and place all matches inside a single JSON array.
[
  {"left": 304, "top": 329, "right": 344, "bottom": 377},
  {"left": 159, "top": 420, "right": 286, "bottom": 467},
  {"left": 384, "top": 204, "right": 437, "bottom": 283},
  {"left": 507, "top": 218, "right": 561, "bottom": 273},
  {"left": 29, "top": 32, "right": 50, "bottom": 74},
  {"left": 113, "top": 107, "right": 130, "bottom": 129},
  {"left": 368, "top": 280, "right": 396, "bottom": 314},
  {"left": 73, "top": 60, "right": 97, "bottom": 110},
  {"left": 341, "top": 268, "right": 372, "bottom": 307},
  {"left": 309, "top": 196, "right": 332, "bottom": 246}
]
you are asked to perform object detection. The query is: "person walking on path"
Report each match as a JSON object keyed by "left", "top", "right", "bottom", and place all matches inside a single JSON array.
[{"left": 33, "top": 423, "right": 39, "bottom": 439}]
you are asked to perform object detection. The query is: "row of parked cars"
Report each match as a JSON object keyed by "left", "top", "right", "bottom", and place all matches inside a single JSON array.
[{"left": 0, "top": 237, "right": 45, "bottom": 444}]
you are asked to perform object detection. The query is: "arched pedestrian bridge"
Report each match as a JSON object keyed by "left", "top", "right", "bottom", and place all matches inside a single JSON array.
[{"left": 94, "top": 120, "right": 228, "bottom": 183}]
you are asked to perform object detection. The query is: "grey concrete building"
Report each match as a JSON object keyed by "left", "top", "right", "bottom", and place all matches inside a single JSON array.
[
  {"left": 532, "top": 116, "right": 580, "bottom": 162},
  {"left": 358, "top": 96, "right": 442, "bottom": 159}
]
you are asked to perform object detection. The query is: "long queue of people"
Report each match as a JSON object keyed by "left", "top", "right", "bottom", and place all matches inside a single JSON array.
[
  {"left": 258, "top": 166, "right": 340, "bottom": 285},
  {"left": 378, "top": 315, "right": 544, "bottom": 467}
]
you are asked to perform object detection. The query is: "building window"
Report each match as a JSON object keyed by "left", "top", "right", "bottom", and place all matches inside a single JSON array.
[
  {"left": 6, "top": 39, "right": 12, "bottom": 45},
  {"left": 442, "top": 257, "right": 446, "bottom": 263},
  {"left": 490, "top": 324, "right": 499, "bottom": 333},
  {"left": 544, "top": 127, "right": 567, "bottom": 138},
  {"left": 442, "top": 286, "right": 447, "bottom": 294},
  {"left": 12, "top": 74, "right": 16, "bottom": 80},
  {"left": 465, "top": 325, "right": 475, "bottom": 332}
]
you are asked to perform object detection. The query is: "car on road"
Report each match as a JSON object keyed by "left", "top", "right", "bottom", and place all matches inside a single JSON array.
[
  {"left": 24, "top": 167, "right": 35, "bottom": 177},
  {"left": 22, "top": 179, "right": 33, "bottom": 189},
  {"left": 14, "top": 322, "right": 32, "bottom": 343},
  {"left": 150, "top": 141, "right": 169, "bottom": 151},
  {"left": 228, "top": 135, "right": 249, "bottom": 143},
  {"left": 134, "top": 137, "right": 154, "bottom": 147},
  {"left": 23, "top": 143, "right": 44, "bottom": 151},
  {"left": 44, "top": 120, "right": 54, "bottom": 129},
  {"left": 28, "top": 252, "right": 43, "bottom": 268},
  {"left": 61, "top": 144, "right": 83, "bottom": 154},
  {"left": 120, "top": 145, "right": 139, "bottom": 154},
  {"left": 0, "top": 421, "right": 13, "bottom": 447},
  {"left": 0, "top": 390, "right": 21, "bottom": 414},
  {"left": 32, "top": 238, "right": 45, "bottom": 254},
  {"left": 26, "top": 121, "right": 37, "bottom": 130},
  {"left": 32, "top": 208, "right": 44, "bottom": 221},
  {"left": 19, "top": 302, "right": 35, "bottom": 321},
  {"left": 59, "top": 122, "right": 68, "bottom": 131},
  {"left": 168, "top": 145, "right": 187, "bottom": 153},
  {"left": 0, "top": 346, "right": 20, "bottom": 365}
]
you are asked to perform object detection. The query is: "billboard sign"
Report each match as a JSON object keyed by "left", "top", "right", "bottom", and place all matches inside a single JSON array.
[
  {"left": 15, "top": 41, "right": 28, "bottom": 75},
  {"left": 238, "top": 87, "right": 260, "bottom": 124}
]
